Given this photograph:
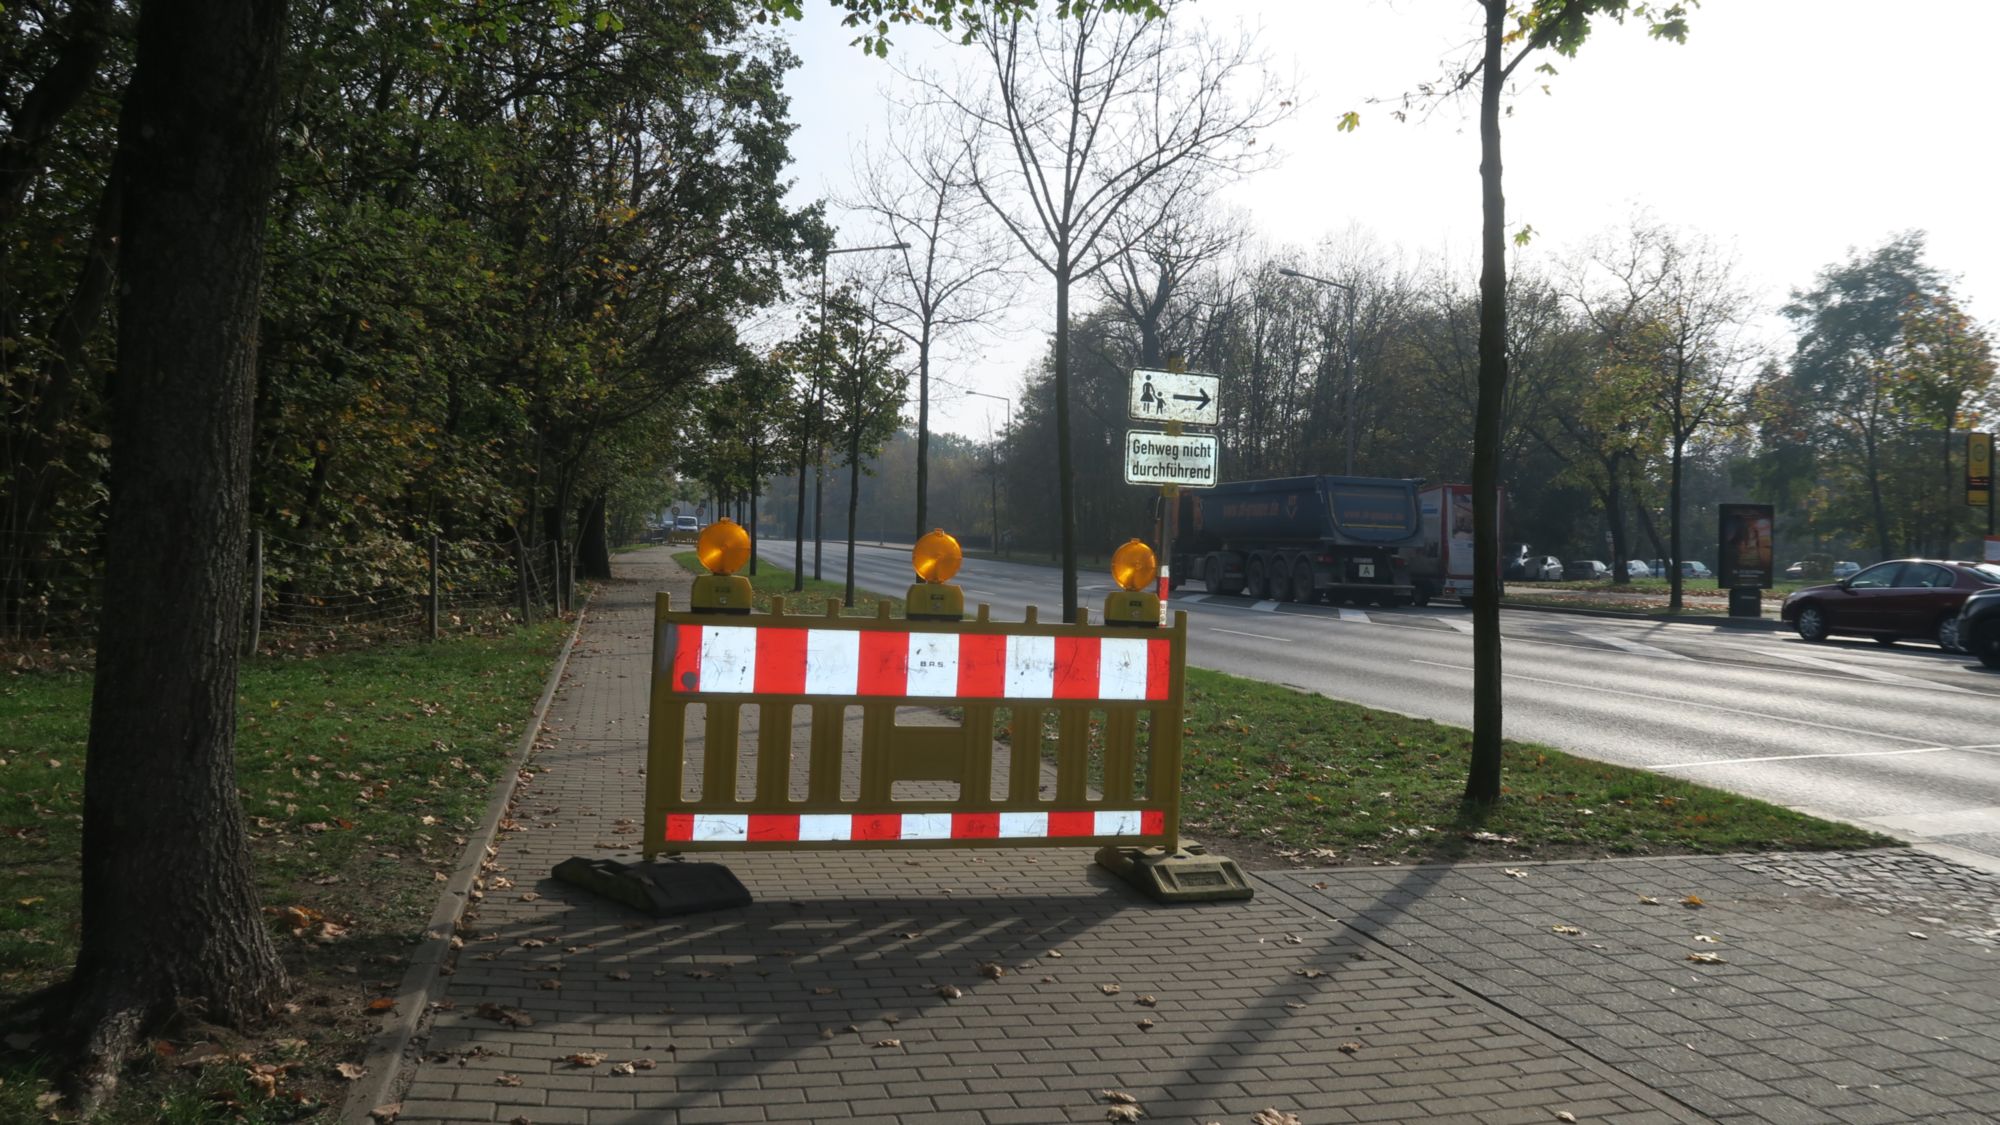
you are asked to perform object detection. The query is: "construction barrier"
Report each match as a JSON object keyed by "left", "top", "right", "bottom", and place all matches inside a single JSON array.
[{"left": 644, "top": 598, "right": 1188, "bottom": 856}]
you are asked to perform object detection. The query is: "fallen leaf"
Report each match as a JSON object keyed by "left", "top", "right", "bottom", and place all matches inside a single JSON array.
[
  {"left": 1046, "top": 950, "right": 1063, "bottom": 958},
  {"left": 936, "top": 985, "right": 962, "bottom": 999},
  {"left": 1637, "top": 895, "right": 1660, "bottom": 905},
  {"left": 335, "top": 1061, "right": 367, "bottom": 1081},
  {"left": 609, "top": 970, "right": 630, "bottom": 981},
  {"left": 474, "top": 1003, "right": 534, "bottom": 1028},
  {"left": 495, "top": 1074, "right": 523, "bottom": 1087},
  {"left": 518, "top": 892, "right": 539, "bottom": 902},
  {"left": 365, "top": 997, "right": 396, "bottom": 1013},
  {"left": 1909, "top": 932, "right": 1929, "bottom": 940},
  {"left": 1686, "top": 952, "right": 1726, "bottom": 965},
  {"left": 35, "top": 1093, "right": 63, "bottom": 1111},
  {"left": 1556, "top": 1113, "right": 1578, "bottom": 1123},
  {"left": 1294, "top": 968, "right": 1324, "bottom": 979},
  {"left": 538, "top": 978, "right": 561, "bottom": 990},
  {"left": 978, "top": 962, "right": 1005, "bottom": 979},
  {"left": 874, "top": 1039, "right": 902, "bottom": 1049},
  {"left": 1693, "top": 935, "right": 1718, "bottom": 943},
  {"left": 882, "top": 1014, "right": 900, "bottom": 1025},
  {"left": 1251, "top": 1110, "right": 1301, "bottom": 1125},
  {"left": 811, "top": 986, "right": 837, "bottom": 996},
  {"left": 1107, "top": 1105, "right": 1143, "bottom": 1122},
  {"left": 631, "top": 1058, "right": 655, "bottom": 1070},
  {"left": 1503, "top": 868, "right": 1527, "bottom": 879},
  {"left": 519, "top": 938, "right": 546, "bottom": 948},
  {"left": 565, "top": 1052, "right": 606, "bottom": 1068},
  {"left": 1682, "top": 894, "right": 1704, "bottom": 907},
  {"left": 1102, "top": 1091, "right": 1140, "bottom": 1105},
  {"left": 1135, "top": 995, "right": 1157, "bottom": 1007},
  {"left": 368, "top": 1103, "right": 402, "bottom": 1123},
  {"left": 1339, "top": 1041, "right": 1362, "bottom": 1053},
  {"left": 609, "top": 1062, "right": 635, "bottom": 1076},
  {"left": 1551, "top": 925, "right": 1583, "bottom": 936},
  {"left": 1136, "top": 1018, "right": 1154, "bottom": 1029},
  {"left": 1100, "top": 984, "right": 1121, "bottom": 995}
]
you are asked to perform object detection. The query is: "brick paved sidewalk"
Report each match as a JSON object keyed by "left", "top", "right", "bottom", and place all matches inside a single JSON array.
[
  {"left": 386, "top": 548, "right": 1692, "bottom": 1125},
  {"left": 1269, "top": 853, "right": 2000, "bottom": 1124}
]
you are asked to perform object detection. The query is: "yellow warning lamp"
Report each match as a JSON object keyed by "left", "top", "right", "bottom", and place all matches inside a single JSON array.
[
  {"left": 906, "top": 528, "right": 965, "bottom": 621},
  {"left": 690, "top": 519, "right": 752, "bottom": 614},
  {"left": 1104, "top": 538, "right": 1161, "bottom": 627}
]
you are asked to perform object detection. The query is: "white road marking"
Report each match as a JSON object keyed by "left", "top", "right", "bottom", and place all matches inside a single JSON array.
[
  {"left": 1338, "top": 608, "right": 1370, "bottom": 622},
  {"left": 1572, "top": 630, "right": 1690, "bottom": 660},
  {"left": 1655, "top": 744, "right": 2000, "bottom": 770},
  {"left": 1441, "top": 618, "right": 1476, "bottom": 634},
  {"left": 1747, "top": 645, "right": 1975, "bottom": 693},
  {"left": 1407, "top": 660, "right": 1939, "bottom": 746},
  {"left": 1250, "top": 600, "right": 1280, "bottom": 613},
  {"left": 1212, "top": 627, "right": 1291, "bottom": 643}
]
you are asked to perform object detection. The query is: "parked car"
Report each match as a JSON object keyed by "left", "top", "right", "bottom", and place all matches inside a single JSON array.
[
  {"left": 1679, "top": 560, "right": 1712, "bottom": 579},
  {"left": 1782, "top": 559, "right": 2000, "bottom": 650},
  {"left": 1623, "top": 560, "right": 1652, "bottom": 579},
  {"left": 1831, "top": 560, "right": 1861, "bottom": 579},
  {"left": 1516, "top": 555, "right": 1563, "bottom": 581},
  {"left": 674, "top": 514, "right": 700, "bottom": 533},
  {"left": 1958, "top": 587, "right": 2000, "bottom": 668},
  {"left": 1564, "top": 559, "right": 1611, "bottom": 581}
]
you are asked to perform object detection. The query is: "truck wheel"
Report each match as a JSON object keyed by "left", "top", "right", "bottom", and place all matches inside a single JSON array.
[
  {"left": 1411, "top": 582, "right": 1432, "bottom": 608},
  {"left": 1271, "top": 556, "right": 1295, "bottom": 602},
  {"left": 1201, "top": 554, "right": 1224, "bottom": 595},
  {"left": 1291, "top": 558, "right": 1315, "bottom": 603},
  {"left": 1246, "top": 557, "right": 1269, "bottom": 600}
]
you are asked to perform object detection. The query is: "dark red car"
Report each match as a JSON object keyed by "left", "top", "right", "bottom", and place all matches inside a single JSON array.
[{"left": 1782, "top": 558, "right": 2000, "bottom": 650}]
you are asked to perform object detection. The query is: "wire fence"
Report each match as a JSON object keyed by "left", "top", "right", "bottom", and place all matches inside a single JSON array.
[{"left": 0, "top": 530, "right": 578, "bottom": 665}]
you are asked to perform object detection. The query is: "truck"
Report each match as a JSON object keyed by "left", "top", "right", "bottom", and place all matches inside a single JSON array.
[
  {"left": 1404, "top": 483, "right": 1495, "bottom": 607},
  {"left": 1172, "top": 475, "right": 1422, "bottom": 605}
]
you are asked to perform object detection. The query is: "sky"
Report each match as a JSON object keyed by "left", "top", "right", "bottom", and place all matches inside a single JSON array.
[{"left": 767, "top": 0, "right": 2000, "bottom": 441}]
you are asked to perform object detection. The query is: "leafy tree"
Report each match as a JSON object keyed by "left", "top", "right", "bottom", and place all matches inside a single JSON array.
[{"left": 824, "top": 289, "right": 909, "bottom": 602}]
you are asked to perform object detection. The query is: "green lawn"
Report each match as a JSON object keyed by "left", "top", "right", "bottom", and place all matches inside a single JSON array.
[{"left": 0, "top": 617, "right": 573, "bottom": 1122}]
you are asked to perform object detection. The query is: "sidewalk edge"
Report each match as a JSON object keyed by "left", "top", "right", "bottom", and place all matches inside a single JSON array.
[{"left": 340, "top": 600, "right": 590, "bottom": 1124}]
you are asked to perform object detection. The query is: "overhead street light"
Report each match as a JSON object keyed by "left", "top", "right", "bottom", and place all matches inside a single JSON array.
[
  {"left": 798, "top": 239, "right": 910, "bottom": 590},
  {"left": 1277, "top": 266, "right": 1359, "bottom": 476}
]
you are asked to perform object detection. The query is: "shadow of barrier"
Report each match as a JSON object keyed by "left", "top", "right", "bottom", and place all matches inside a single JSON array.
[{"left": 583, "top": 525, "right": 1251, "bottom": 909}]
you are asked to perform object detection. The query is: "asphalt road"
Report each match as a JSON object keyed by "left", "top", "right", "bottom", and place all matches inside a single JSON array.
[{"left": 771, "top": 539, "right": 2000, "bottom": 871}]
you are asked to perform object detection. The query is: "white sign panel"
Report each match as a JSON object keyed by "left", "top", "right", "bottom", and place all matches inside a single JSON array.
[
  {"left": 1124, "top": 430, "right": 1219, "bottom": 488},
  {"left": 1128, "top": 369, "right": 1220, "bottom": 426}
]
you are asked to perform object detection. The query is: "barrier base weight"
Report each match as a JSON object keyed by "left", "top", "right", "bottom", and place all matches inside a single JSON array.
[
  {"left": 1095, "top": 842, "right": 1254, "bottom": 903},
  {"left": 552, "top": 856, "right": 751, "bottom": 917}
]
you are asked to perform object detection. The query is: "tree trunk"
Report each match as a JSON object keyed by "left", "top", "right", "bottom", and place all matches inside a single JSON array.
[
  {"left": 578, "top": 489, "right": 610, "bottom": 580},
  {"left": 846, "top": 418, "right": 862, "bottom": 606},
  {"left": 1606, "top": 456, "right": 1628, "bottom": 585},
  {"left": 1667, "top": 436, "right": 1685, "bottom": 610},
  {"left": 61, "top": 0, "right": 288, "bottom": 1108},
  {"left": 1464, "top": 0, "right": 1507, "bottom": 806},
  {"left": 1055, "top": 261, "right": 1079, "bottom": 622},
  {"left": 748, "top": 442, "right": 759, "bottom": 576},
  {"left": 1863, "top": 424, "right": 1892, "bottom": 561},
  {"left": 793, "top": 411, "right": 809, "bottom": 591},
  {"left": 1941, "top": 413, "right": 1955, "bottom": 558}
]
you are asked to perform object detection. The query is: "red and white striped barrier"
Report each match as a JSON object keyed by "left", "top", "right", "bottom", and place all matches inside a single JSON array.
[
  {"left": 665, "top": 624, "right": 1172, "bottom": 701},
  {"left": 665, "top": 808, "right": 1168, "bottom": 844}
]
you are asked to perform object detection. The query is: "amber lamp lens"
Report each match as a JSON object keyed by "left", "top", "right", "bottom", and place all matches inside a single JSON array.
[
  {"left": 696, "top": 519, "right": 751, "bottom": 575},
  {"left": 911, "top": 528, "right": 963, "bottom": 583},
  {"left": 1111, "top": 539, "right": 1157, "bottom": 592}
]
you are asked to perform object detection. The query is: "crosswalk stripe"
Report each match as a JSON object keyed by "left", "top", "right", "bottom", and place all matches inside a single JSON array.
[
  {"left": 1338, "top": 608, "right": 1370, "bottom": 622},
  {"left": 1747, "top": 645, "right": 1975, "bottom": 693},
  {"left": 1573, "top": 630, "right": 1690, "bottom": 660}
]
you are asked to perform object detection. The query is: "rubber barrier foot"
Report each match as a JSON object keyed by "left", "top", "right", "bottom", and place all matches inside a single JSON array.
[
  {"left": 552, "top": 856, "right": 751, "bottom": 917},
  {"left": 1095, "top": 842, "right": 1254, "bottom": 903}
]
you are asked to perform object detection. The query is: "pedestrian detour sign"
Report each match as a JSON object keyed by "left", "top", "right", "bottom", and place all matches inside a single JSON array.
[
  {"left": 1129, "top": 369, "right": 1219, "bottom": 427},
  {"left": 1125, "top": 431, "right": 1218, "bottom": 487}
]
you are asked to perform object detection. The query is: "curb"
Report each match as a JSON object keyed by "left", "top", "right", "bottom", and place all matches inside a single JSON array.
[
  {"left": 341, "top": 600, "right": 590, "bottom": 1124},
  {"left": 1501, "top": 598, "right": 1785, "bottom": 630}
]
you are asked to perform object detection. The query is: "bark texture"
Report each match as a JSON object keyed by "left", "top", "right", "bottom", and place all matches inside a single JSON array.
[
  {"left": 1465, "top": 0, "right": 1507, "bottom": 804},
  {"left": 62, "top": 0, "right": 289, "bottom": 1106}
]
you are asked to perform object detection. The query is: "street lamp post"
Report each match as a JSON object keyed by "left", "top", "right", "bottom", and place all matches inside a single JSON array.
[
  {"left": 964, "top": 389, "right": 1012, "bottom": 556},
  {"left": 800, "top": 239, "right": 909, "bottom": 591},
  {"left": 1277, "top": 266, "right": 1359, "bottom": 475}
]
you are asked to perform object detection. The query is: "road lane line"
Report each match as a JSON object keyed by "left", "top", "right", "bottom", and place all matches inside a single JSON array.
[
  {"left": 1406, "top": 659, "right": 1939, "bottom": 746},
  {"left": 1338, "top": 608, "right": 1370, "bottom": 622},
  {"left": 1250, "top": 600, "right": 1280, "bottom": 613},
  {"left": 1746, "top": 645, "right": 1976, "bottom": 693},
  {"left": 1211, "top": 627, "right": 1291, "bottom": 643},
  {"left": 1572, "top": 630, "right": 1690, "bottom": 660},
  {"left": 1654, "top": 744, "right": 2000, "bottom": 770},
  {"left": 1441, "top": 619, "right": 1476, "bottom": 634}
]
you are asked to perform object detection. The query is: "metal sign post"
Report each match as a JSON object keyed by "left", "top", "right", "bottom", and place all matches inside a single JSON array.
[{"left": 1127, "top": 362, "right": 1220, "bottom": 622}]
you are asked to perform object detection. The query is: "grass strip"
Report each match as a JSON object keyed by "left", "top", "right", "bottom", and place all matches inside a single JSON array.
[
  {"left": 1177, "top": 668, "right": 1892, "bottom": 864},
  {"left": 0, "top": 617, "right": 572, "bottom": 1122},
  {"left": 673, "top": 550, "right": 906, "bottom": 617}
]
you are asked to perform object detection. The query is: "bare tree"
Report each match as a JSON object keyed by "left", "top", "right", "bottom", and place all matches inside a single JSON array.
[
  {"left": 846, "top": 118, "right": 1013, "bottom": 536},
  {"left": 947, "top": 0, "right": 1291, "bottom": 620},
  {"left": 1579, "top": 221, "right": 1754, "bottom": 609},
  {"left": 1097, "top": 199, "right": 1243, "bottom": 368}
]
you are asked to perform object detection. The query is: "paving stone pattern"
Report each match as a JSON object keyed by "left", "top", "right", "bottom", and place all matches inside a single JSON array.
[
  {"left": 393, "top": 549, "right": 1689, "bottom": 1125},
  {"left": 1271, "top": 854, "right": 2000, "bottom": 1124}
]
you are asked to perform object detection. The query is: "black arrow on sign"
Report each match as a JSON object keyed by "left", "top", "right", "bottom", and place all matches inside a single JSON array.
[{"left": 1171, "top": 387, "right": 1212, "bottom": 410}]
